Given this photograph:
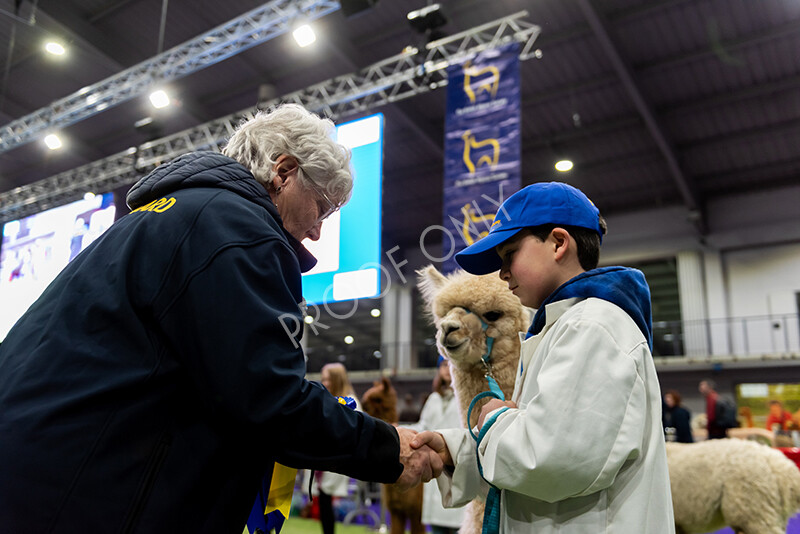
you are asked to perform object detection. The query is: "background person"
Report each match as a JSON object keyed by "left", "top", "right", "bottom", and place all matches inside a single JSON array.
[
  {"left": 662, "top": 389, "right": 694, "bottom": 443},
  {"left": 766, "top": 400, "right": 793, "bottom": 432},
  {"left": 0, "top": 104, "right": 440, "bottom": 533},
  {"left": 416, "top": 357, "right": 465, "bottom": 534},
  {"left": 699, "top": 379, "right": 727, "bottom": 439},
  {"left": 314, "top": 363, "right": 362, "bottom": 534},
  {"left": 413, "top": 182, "right": 674, "bottom": 533}
]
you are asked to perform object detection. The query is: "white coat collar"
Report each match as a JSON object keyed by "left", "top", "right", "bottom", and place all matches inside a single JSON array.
[
  {"left": 541, "top": 297, "right": 581, "bottom": 331},
  {"left": 513, "top": 297, "right": 581, "bottom": 402}
]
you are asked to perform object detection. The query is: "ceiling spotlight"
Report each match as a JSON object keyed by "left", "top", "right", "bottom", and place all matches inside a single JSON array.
[
  {"left": 149, "top": 90, "right": 170, "bottom": 109},
  {"left": 304, "top": 315, "right": 314, "bottom": 324},
  {"left": 44, "top": 41, "right": 66, "bottom": 56},
  {"left": 370, "top": 308, "right": 381, "bottom": 318},
  {"left": 555, "top": 159, "right": 574, "bottom": 172},
  {"left": 83, "top": 192, "right": 96, "bottom": 201},
  {"left": 292, "top": 24, "right": 316, "bottom": 47},
  {"left": 44, "top": 134, "right": 62, "bottom": 150},
  {"left": 344, "top": 335, "right": 354, "bottom": 345}
]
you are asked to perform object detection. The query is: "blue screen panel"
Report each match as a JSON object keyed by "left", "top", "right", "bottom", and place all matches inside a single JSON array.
[{"left": 301, "top": 114, "right": 383, "bottom": 305}]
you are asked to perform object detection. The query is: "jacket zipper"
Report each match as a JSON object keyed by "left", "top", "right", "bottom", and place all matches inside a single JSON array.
[{"left": 121, "top": 436, "right": 171, "bottom": 533}]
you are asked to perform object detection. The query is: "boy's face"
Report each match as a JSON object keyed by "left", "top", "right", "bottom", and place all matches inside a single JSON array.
[{"left": 496, "top": 229, "right": 562, "bottom": 309}]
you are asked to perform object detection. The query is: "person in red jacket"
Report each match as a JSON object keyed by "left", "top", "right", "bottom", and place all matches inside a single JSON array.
[
  {"left": 699, "top": 379, "right": 727, "bottom": 439},
  {"left": 765, "top": 400, "right": 793, "bottom": 432}
]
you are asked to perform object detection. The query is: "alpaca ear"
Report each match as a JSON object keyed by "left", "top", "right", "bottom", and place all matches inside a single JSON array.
[{"left": 416, "top": 265, "right": 448, "bottom": 308}]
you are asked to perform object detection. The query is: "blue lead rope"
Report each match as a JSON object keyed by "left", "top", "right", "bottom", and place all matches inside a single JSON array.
[
  {"left": 461, "top": 308, "right": 507, "bottom": 534},
  {"left": 468, "top": 382, "right": 507, "bottom": 534}
]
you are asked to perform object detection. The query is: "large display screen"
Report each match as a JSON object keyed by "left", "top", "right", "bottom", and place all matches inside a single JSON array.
[
  {"left": 301, "top": 113, "right": 383, "bottom": 304},
  {"left": 0, "top": 193, "right": 116, "bottom": 341}
]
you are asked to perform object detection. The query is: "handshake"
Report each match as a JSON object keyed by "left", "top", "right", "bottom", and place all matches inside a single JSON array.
[
  {"left": 393, "top": 398, "right": 516, "bottom": 490},
  {"left": 393, "top": 427, "right": 453, "bottom": 491}
]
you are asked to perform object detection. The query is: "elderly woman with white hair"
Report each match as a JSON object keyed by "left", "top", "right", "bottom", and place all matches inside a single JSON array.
[{"left": 0, "top": 105, "right": 441, "bottom": 533}]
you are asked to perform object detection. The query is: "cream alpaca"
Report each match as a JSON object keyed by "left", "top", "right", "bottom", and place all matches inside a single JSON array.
[
  {"left": 667, "top": 439, "right": 800, "bottom": 534},
  {"left": 417, "top": 265, "right": 529, "bottom": 534}
]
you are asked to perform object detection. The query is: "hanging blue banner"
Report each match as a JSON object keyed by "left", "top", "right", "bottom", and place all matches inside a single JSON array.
[{"left": 442, "top": 42, "right": 521, "bottom": 273}]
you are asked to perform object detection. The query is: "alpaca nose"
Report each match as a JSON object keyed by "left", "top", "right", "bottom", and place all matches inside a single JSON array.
[{"left": 443, "top": 323, "right": 459, "bottom": 336}]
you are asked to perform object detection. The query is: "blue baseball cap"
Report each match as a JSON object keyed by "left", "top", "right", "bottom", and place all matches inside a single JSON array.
[{"left": 455, "top": 182, "right": 603, "bottom": 275}]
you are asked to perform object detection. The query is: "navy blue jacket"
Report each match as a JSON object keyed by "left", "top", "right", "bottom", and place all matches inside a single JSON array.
[
  {"left": 0, "top": 152, "right": 402, "bottom": 533},
  {"left": 662, "top": 405, "right": 694, "bottom": 443}
]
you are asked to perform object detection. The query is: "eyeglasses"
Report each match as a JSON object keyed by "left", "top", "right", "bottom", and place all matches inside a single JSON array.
[
  {"left": 312, "top": 184, "right": 339, "bottom": 226},
  {"left": 297, "top": 164, "right": 340, "bottom": 226}
]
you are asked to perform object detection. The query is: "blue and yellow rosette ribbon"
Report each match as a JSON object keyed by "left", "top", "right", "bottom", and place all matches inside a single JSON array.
[{"left": 243, "top": 396, "right": 357, "bottom": 534}]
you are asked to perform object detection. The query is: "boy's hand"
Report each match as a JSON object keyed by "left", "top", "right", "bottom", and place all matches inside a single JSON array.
[
  {"left": 395, "top": 427, "right": 444, "bottom": 491},
  {"left": 411, "top": 431, "right": 453, "bottom": 467},
  {"left": 477, "top": 399, "right": 517, "bottom": 429}
]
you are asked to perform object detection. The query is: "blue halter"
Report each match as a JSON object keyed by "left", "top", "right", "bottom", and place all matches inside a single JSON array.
[
  {"left": 462, "top": 308, "right": 505, "bottom": 431},
  {"left": 460, "top": 308, "right": 507, "bottom": 534}
]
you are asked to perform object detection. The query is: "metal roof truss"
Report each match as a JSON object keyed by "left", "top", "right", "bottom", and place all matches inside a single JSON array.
[{"left": 0, "top": 11, "right": 540, "bottom": 224}]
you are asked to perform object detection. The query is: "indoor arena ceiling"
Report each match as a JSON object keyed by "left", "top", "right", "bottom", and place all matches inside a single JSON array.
[
  {"left": 0, "top": 0, "right": 799, "bottom": 364},
  {"left": 2, "top": 0, "right": 800, "bottom": 248}
]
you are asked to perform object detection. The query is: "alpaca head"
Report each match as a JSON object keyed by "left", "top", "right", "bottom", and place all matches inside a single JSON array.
[
  {"left": 361, "top": 376, "right": 398, "bottom": 424},
  {"left": 416, "top": 265, "right": 531, "bottom": 373}
]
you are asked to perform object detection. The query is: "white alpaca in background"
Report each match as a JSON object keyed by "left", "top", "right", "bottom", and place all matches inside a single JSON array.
[{"left": 667, "top": 439, "right": 800, "bottom": 534}]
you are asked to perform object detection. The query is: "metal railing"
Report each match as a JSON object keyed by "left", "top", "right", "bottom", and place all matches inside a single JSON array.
[{"left": 653, "top": 313, "right": 800, "bottom": 358}]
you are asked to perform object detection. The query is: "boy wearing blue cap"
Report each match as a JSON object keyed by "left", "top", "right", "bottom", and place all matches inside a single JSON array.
[{"left": 413, "top": 182, "right": 674, "bottom": 533}]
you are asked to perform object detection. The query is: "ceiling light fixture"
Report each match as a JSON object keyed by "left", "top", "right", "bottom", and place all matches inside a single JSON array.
[
  {"left": 44, "top": 41, "right": 65, "bottom": 56},
  {"left": 292, "top": 24, "right": 316, "bottom": 47},
  {"left": 555, "top": 159, "right": 574, "bottom": 172},
  {"left": 44, "top": 134, "right": 62, "bottom": 150},
  {"left": 344, "top": 335, "right": 354, "bottom": 344},
  {"left": 304, "top": 315, "right": 314, "bottom": 324},
  {"left": 370, "top": 308, "right": 381, "bottom": 318},
  {"left": 149, "top": 90, "right": 170, "bottom": 109}
]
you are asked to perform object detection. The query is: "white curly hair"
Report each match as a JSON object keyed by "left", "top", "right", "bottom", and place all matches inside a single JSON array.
[{"left": 222, "top": 104, "right": 353, "bottom": 207}]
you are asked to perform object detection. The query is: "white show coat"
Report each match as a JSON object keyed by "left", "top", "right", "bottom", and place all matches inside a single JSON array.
[
  {"left": 437, "top": 297, "right": 674, "bottom": 533},
  {"left": 418, "top": 390, "right": 466, "bottom": 528}
]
